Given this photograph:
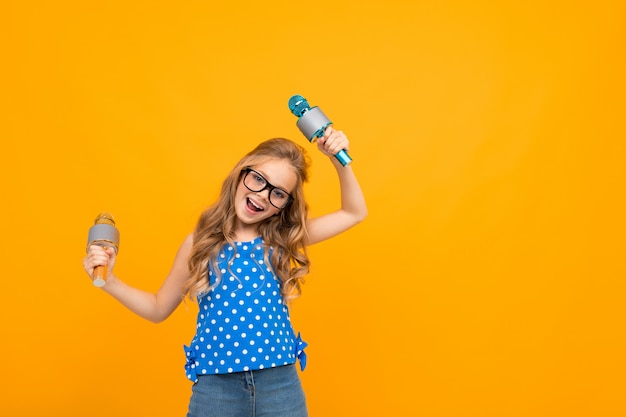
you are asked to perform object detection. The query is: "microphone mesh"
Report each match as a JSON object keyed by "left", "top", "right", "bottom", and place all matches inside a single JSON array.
[{"left": 288, "top": 95, "right": 310, "bottom": 117}]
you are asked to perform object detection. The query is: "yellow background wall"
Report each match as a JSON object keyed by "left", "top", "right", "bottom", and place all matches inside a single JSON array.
[{"left": 2, "top": 1, "right": 625, "bottom": 416}]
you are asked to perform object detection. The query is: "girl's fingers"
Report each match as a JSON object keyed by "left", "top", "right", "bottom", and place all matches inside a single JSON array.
[
  {"left": 85, "top": 245, "right": 111, "bottom": 268},
  {"left": 318, "top": 126, "right": 349, "bottom": 157}
]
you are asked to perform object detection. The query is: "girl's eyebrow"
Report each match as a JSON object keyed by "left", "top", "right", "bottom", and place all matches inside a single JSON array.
[{"left": 255, "top": 169, "right": 290, "bottom": 192}]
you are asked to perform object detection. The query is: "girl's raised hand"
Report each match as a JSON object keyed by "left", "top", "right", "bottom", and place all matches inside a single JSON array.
[
  {"left": 316, "top": 126, "right": 349, "bottom": 159},
  {"left": 83, "top": 244, "right": 117, "bottom": 282}
]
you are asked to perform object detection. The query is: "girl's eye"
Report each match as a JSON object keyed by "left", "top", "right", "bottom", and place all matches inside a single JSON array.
[{"left": 272, "top": 189, "right": 287, "bottom": 199}]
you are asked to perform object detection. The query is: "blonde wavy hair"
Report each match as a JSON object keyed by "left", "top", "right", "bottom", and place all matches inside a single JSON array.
[{"left": 184, "top": 138, "right": 311, "bottom": 301}]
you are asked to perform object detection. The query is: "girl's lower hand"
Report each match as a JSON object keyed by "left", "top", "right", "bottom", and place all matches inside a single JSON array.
[
  {"left": 317, "top": 126, "right": 349, "bottom": 159},
  {"left": 83, "top": 244, "right": 116, "bottom": 283}
]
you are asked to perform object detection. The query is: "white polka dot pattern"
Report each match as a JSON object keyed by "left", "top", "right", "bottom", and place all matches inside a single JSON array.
[{"left": 183, "top": 237, "right": 305, "bottom": 382}]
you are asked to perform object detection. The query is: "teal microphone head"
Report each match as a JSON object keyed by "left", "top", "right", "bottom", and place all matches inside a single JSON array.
[{"left": 288, "top": 95, "right": 310, "bottom": 117}]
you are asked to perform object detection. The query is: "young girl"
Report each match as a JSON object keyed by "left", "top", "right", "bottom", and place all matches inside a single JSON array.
[{"left": 83, "top": 127, "right": 367, "bottom": 417}]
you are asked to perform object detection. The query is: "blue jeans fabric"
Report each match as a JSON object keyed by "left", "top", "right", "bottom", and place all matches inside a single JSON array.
[{"left": 186, "top": 364, "right": 308, "bottom": 417}]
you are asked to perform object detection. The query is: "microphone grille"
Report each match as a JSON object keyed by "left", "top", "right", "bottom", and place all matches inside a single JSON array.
[
  {"left": 288, "top": 95, "right": 310, "bottom": 117},
  {"left": 94, "top": 212, "right": 116, "bottom": 226}
]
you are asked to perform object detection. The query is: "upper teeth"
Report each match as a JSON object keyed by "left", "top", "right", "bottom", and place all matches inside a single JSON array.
[{"left": 249, "top": 199, "right": 262, "bottom": 210}]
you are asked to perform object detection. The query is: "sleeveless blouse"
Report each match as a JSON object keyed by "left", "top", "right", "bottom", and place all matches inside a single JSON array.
[{"left": 183, "top": 237, "right": 307, "bottom": 382}]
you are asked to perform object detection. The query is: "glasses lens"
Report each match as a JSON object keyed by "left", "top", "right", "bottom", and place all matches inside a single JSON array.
[
  {"left": 269, "top": 189, "right": 289, "bottom": 208},
  {"left": 244, "top": 170, "right": 265, "bottom": 192}
]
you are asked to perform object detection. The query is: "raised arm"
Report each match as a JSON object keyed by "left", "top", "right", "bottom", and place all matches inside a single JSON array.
[
  {"left": 305, "top": 127, "right": 368, "bottom": 245},
  {"left": 83, "top": 233, "right": 193, "bottom": 323}
]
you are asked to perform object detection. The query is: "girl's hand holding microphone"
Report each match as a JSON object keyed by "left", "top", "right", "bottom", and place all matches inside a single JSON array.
[
  {"left": 84, "top": 212, "right": 120, "bottom": 287},
  {"left": 316, "top": 126, "right": 350, "bottom": 162},
  {"left": 83, "top": 245, "right": 117, "bottom": 287}
]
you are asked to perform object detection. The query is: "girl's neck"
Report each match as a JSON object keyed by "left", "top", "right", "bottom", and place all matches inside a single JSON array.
[{"left": 233, "top": 224, "right": 260, "bottom": 243}]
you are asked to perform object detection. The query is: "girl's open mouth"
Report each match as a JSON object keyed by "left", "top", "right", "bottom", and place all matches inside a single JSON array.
[{"left": 247, "top": 198, "right": 264, "bottom": 212}]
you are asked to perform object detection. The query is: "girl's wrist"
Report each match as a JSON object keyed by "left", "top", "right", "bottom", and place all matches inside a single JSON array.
[
  {"left": 99, "top": 273, "right": 120, "bottom": 292},
  {"left": 330, "top": 154, "right": 352, "bottom": 170}
]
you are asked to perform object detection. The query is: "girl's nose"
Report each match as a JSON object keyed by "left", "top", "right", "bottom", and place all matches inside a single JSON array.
[{"left": 256, "top": 188, "right": 271, "bottom": 201}]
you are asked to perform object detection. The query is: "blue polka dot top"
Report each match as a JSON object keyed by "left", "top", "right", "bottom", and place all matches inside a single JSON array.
[{"left": 183, "top": 236, "right": 307, "bottom": 382}]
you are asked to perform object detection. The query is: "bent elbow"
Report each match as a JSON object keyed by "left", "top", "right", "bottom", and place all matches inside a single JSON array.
[
  {"left": 354, "top": 206, "right": 368, "bottom": 224},
  {"left": 153, "top": 312, "right": 175, "bottom": 324},
  {"left": 147, "top": 312, "right": 171, "bottom": 324},
  {"left": 149, "top": 317, "right": 166, "bottom": 324}
]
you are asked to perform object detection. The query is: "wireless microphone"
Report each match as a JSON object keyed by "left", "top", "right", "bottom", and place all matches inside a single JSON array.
[
  {"left": 86, "top": 212, "right": 120, "bottom": 287},
  {"left": 288, "top": 95, "right": 352, "bottom": 166}
]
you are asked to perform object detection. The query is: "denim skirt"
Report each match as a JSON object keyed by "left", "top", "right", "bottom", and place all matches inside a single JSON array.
[{"left": 186, "top": 364, "right": 308, "bottom": 417}]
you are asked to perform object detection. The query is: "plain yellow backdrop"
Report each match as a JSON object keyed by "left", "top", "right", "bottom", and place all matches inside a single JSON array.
[{"left": 2, "top": 1, "right": 625, "bottom": 416}]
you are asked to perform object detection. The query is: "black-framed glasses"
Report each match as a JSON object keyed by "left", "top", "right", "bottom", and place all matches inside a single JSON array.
[{"left": 242, "top": 168, "right": 293, "bottom": 209}]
